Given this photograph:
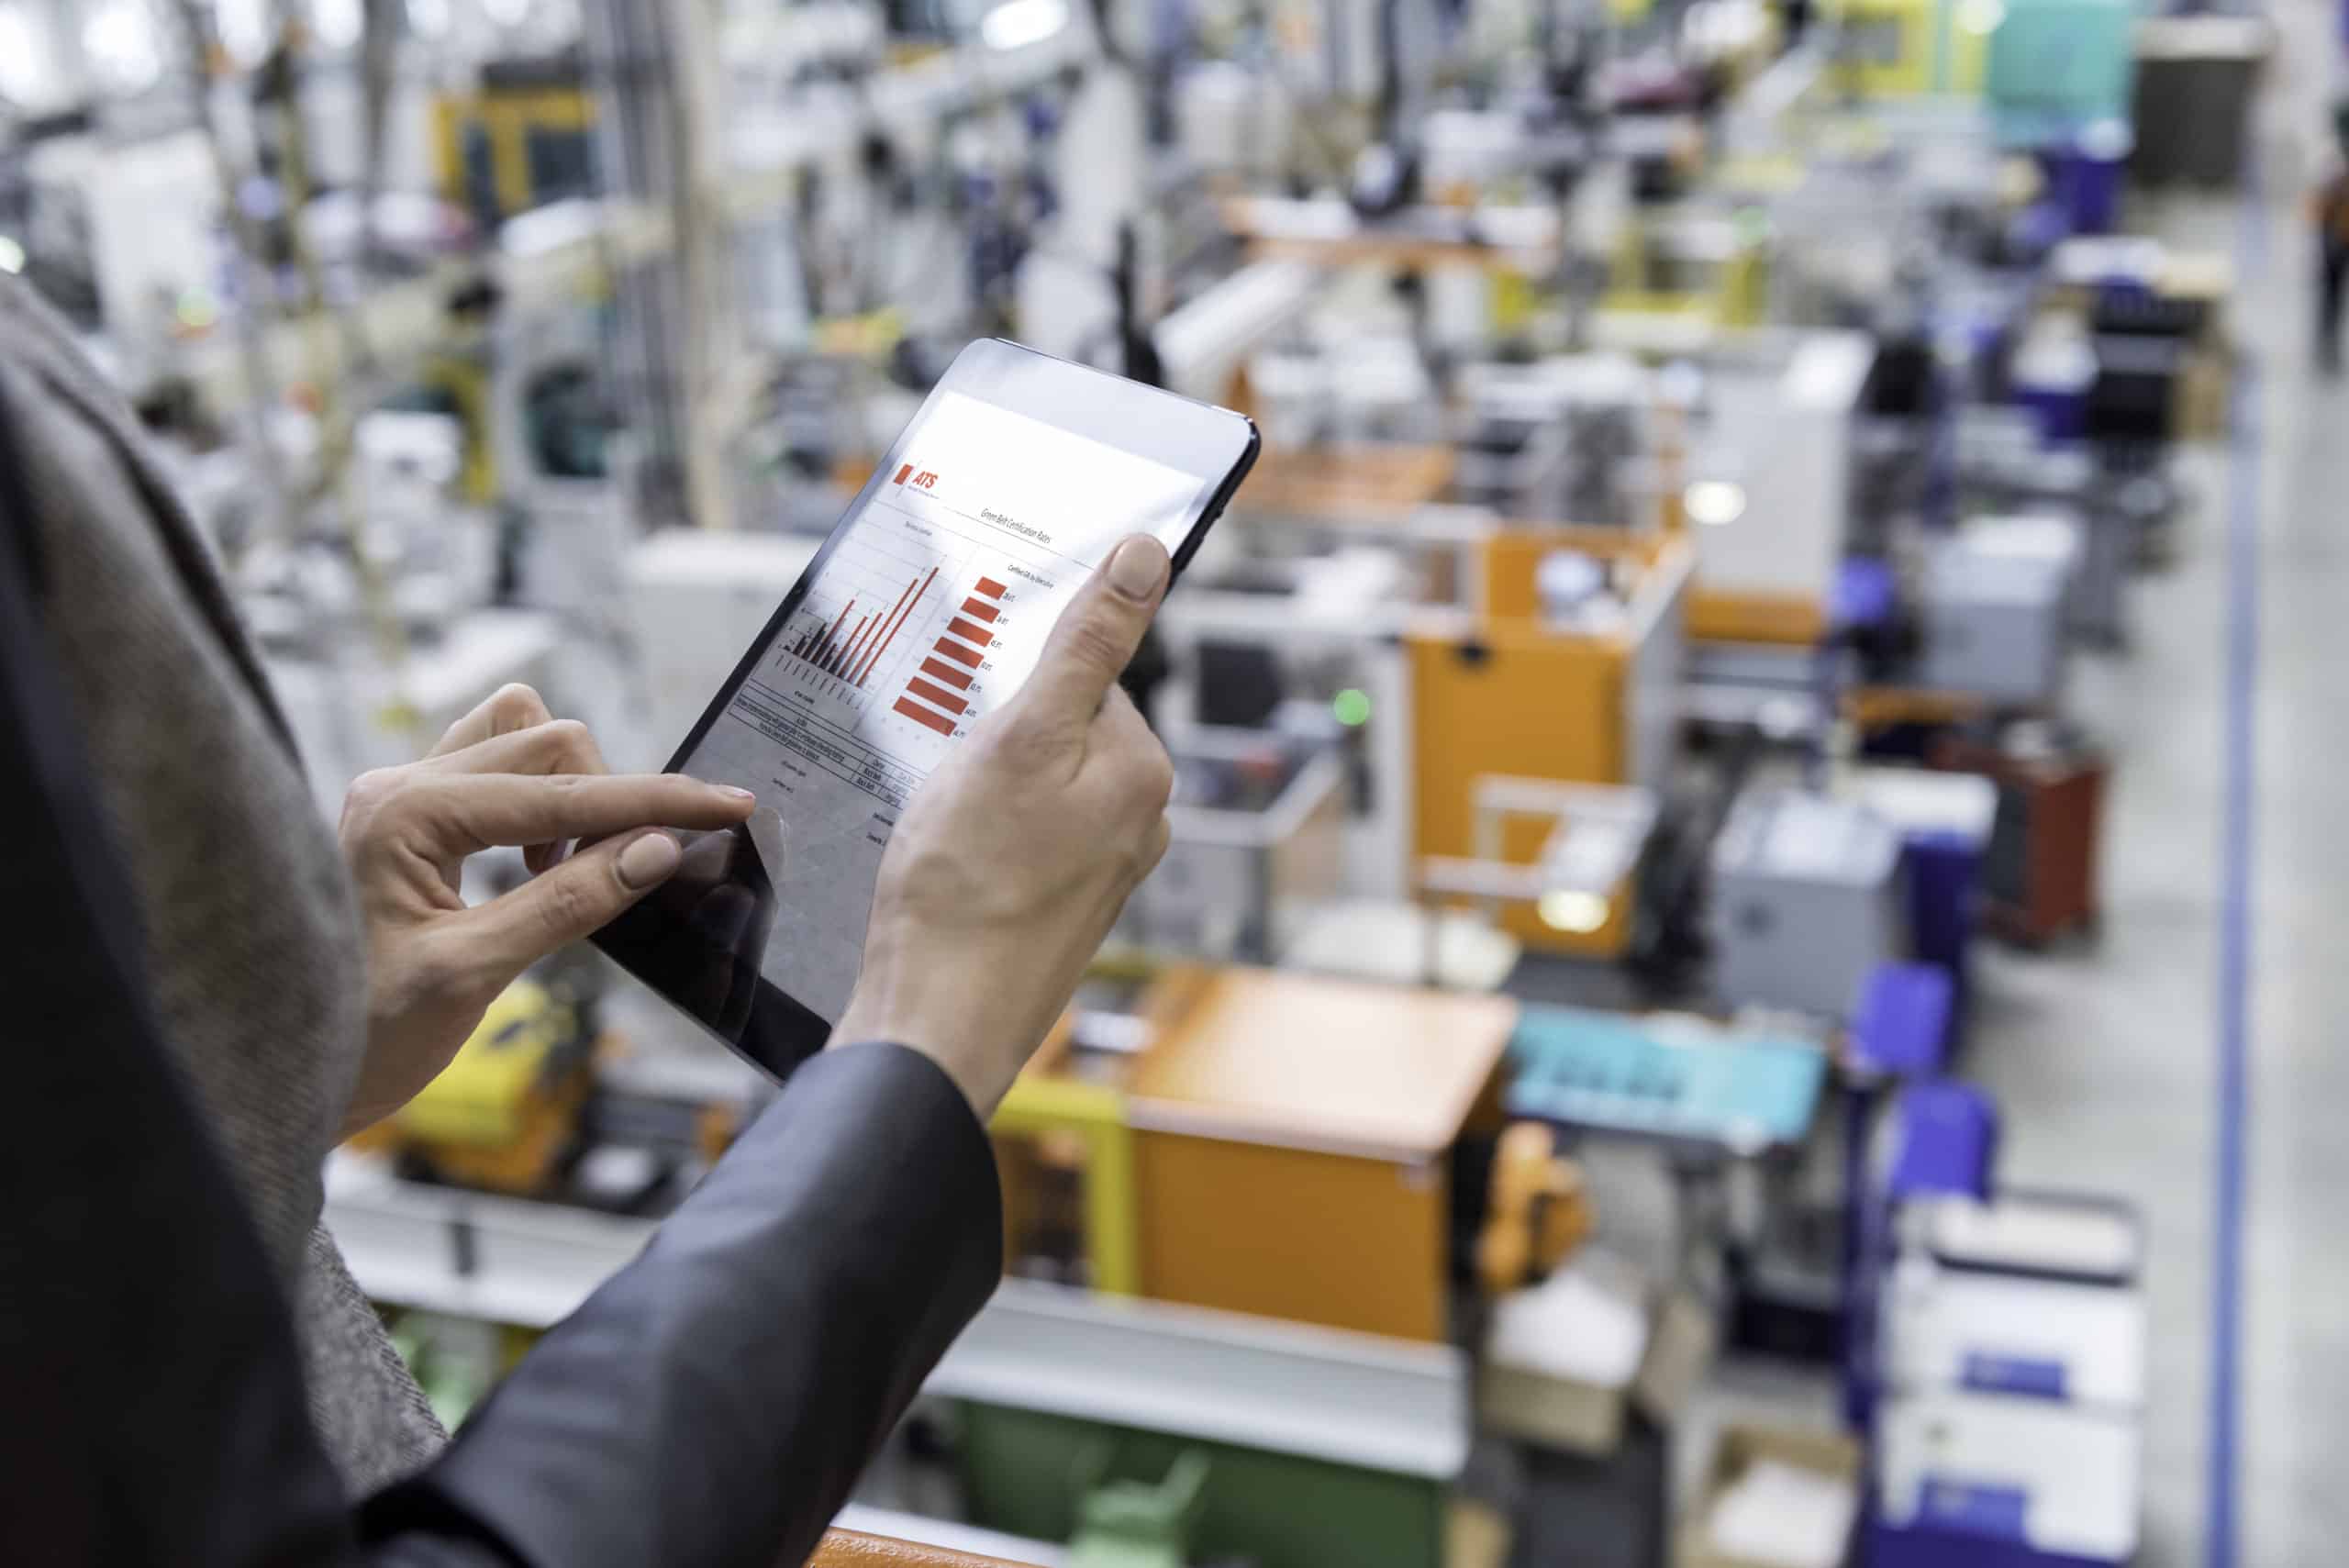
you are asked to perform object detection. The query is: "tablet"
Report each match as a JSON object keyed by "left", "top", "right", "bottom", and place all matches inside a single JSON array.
[{"left": 592, "top": 339, "right": 1259, "bottom": 1078}]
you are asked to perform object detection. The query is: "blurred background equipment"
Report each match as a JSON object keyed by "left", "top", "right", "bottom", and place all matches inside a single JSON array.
[{"left": 10, "top": 0, "right": 2309, "bottom": 1557}]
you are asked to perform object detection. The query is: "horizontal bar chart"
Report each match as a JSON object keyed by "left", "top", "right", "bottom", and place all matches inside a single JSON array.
[
  {"left": 893, "top": 695, "right": 957, "bottom": 736},
  {"left": 907, "top": 677, "right": 969, "bottom": 716},
  {"left": 920, "top": 657, "right": 974, "bottom": 691}
]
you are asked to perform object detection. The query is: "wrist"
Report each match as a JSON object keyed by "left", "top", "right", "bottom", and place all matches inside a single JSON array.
[{"left": 831, "top": 952, "right": 1013, "bottom": 1118}]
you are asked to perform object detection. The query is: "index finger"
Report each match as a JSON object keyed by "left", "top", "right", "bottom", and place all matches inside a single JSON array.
[
  {"left": 405, "top": 772, "right": 755, "bottom": 853},
  {"left": 427, "top": 683, "right": 552, "bottom": 759},
  {"left": 1014, "top": 535, "right": 1170, "bottom": 732}
]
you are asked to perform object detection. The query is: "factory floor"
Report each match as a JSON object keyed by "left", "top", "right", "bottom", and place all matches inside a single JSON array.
[
  {"left": 1576, "top": 67, "right": 2343, "bottom": 1568},
  {"left": 1976, "top": 84, "right": 2344, "bottom": 1568},
  {"left": 1910, "top": 80, "right": 2340, "bottom": 1568}
]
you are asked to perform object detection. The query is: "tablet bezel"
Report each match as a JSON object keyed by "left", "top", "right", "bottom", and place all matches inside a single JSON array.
[{"left": 591, "top": 339, "right": 1259, "bottom": 1078}]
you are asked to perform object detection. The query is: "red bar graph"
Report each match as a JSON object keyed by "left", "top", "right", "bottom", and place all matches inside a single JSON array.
[
  {"left": 804, "top": 599, "right": 856, "bottom": 670},
  {"left": 831, "top": 615, "right": 874, "bottom": 676},
  {"left": 851, "top": 566, "right": 937, "bottom": 688},
  {"left": 974, "top": 576, "right": 1008, "bottom": 599},
  {"left": 893, "top": 695, "right": 957, "bottom": 736},
  {"left": 907, "top": 677, "right": 969, "bottom": 716},
  {"left": 960, "top": 597, "right": 999, "bottom": 623},
  {"left": 946, "top": 617, "right": 994, "bottom": 650},
  {"left": 918, "top": 657, "right": 974, "bottom": 691},
  {"left": 931, "top": 638, "right": 984, "bottom": 670},
  {"left": 788, "top": 564, "right": 942, "bottom": 687}
]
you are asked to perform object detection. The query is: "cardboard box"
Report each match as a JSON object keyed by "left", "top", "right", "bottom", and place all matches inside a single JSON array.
[
  {"left": 1480, "top": 1254, "right": 1714, "bottom": 1455},
  {"left": 1675, "top": 1423, "right": 1862, "bottom": 1568}
]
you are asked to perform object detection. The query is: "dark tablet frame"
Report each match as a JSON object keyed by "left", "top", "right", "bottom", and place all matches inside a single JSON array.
[{"left": 591, "top": 338, "right": 1260, "bottom": 1080}]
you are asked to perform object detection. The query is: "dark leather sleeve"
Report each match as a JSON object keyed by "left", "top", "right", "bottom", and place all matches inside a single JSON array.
[{"left": 367, "top": 1042, "right": 1004, "bottom": 1568}]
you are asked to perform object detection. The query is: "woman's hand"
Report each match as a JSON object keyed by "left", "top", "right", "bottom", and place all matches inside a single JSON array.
[
  {"left": 832, "top": 536, "right": 1176, "bottom": 1116},
  {"left": 336, "top": 684, "right": 755, "bottom": 1138}
]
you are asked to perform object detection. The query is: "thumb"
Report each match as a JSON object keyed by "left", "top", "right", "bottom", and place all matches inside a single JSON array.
[
  {"left": 462, "top": 828, "right": 684, "bottom": 981},
  {"left": 1017, "top": 535, "right": 1170, "bottom": 729}
]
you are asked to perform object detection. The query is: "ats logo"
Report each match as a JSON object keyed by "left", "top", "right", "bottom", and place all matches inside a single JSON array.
[{"left": 893, "top": 463, "right": 941, "bottom": 490}]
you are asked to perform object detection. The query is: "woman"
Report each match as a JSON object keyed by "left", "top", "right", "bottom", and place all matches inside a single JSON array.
[{"left": 0, "top": 270, "right": 1175, "bottom": 1566}]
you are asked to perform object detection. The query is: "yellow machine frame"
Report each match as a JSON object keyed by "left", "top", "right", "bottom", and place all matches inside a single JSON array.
[
  {"left": 431, "top": 85, "right": 596, "bottom": 225},
  {"left": 1601, "top": 211, "right": 1770, "bottom": 332},
  {"left": 991, "top": 1073, "right": 1142, "bottom": 1297},
  {"left": 1822, "top": 0, "right": 1992, "bottom": 100}
]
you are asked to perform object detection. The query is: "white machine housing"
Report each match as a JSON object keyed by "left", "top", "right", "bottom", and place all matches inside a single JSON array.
[
  {"left": 1917, "top": 515, "right": 2080, "bottom": 706},
  {"left": 1881, "top": 1260, "right": 2146, "bottom": 1410},
  {"left": 1691, "top": 331, "right": 1875, "bottom": 606},
  {"left": 1709, "top": 788, "right": 1903, "bottom": 1020},
  {"left": 1876, "top": 1392, "right": 2140, "bottom": 1564},
  {"left": 626, "top": 529, "right": 822, "bottom": 770}
]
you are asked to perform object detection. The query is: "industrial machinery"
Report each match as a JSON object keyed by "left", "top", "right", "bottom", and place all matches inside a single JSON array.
[
  {"left": 1408, "top": 528, "right": 1690, "bottom": 957},
  {"left": 1820, "top": 0, "right": 1993, "bottom": 102},
  {"left": 1123, "top": 728, "right": 1350, "bottom": 964},
  {"left": 992, "top": 963, "right": 1517, "bottom": 1341},
  {"left": 1983, "top": 0, "right": 2137, "bottom": 143},
  {"left": 1068, "top": 1451, "right": 1212, "bottom": 1568},
  {"left": 1419, "top": 778, "right": 1662, "bottom": 962},
  {"left": 1709, "top": 789, "right": 1904, "bottom": 1019},
  {"left": 9, "top": 128, "right": 221, "bottom": 376},
  {"left": 1475, "top": 1123, "right": 1597, "bottom": 1296},
  {"left": 1453, "top": 356, "right": 1652, "bottom": 527},
  {"left": 1913, "top": 515, "right": 2078, "bottom": 706},
  {"left": 1681, "top": 331, "right": 1875, "bottom": 644},
  {"left": 39, "top": 0, "right": 2200, "bottom": 1559},
  {"left": 431, "top": 57, "right": 598, "bottom": 230},
  {"left": 360, "top": 981, "right": 595, "bottom": 1196},
  {"left": 1931, "top": 723, "right": 2108, "bottom": 944},
  {"left": 1602, "top": 205, "right": 1771, "bottom": 331}
]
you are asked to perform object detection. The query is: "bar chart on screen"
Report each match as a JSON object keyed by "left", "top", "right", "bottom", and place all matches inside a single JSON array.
[
  {"left": 751, "top": 525, "right": 1047, "bottom": 780},
  {"left": 889, "top": 573, "right": 1017, "bottom": 737},
  {"left": 729, "top": 383, "right": 1197, "bottom": 814},
  {"left": 772, "top": 539, "right": 947, "bottom": 710}
]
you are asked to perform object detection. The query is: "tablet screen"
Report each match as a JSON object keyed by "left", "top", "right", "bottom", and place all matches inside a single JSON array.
[{"left": 665, "top": 387, "right": 1208, "bottom": 1029}]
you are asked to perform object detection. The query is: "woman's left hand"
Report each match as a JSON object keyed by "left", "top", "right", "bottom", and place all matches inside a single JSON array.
[{"left": 335, "top": 684, "right": 755, "bottom": 1139}]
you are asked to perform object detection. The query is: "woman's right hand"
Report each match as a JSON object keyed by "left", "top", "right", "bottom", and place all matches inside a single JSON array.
[{"left": 830, "top": 535, "right": 1176, "bottom": 1116}]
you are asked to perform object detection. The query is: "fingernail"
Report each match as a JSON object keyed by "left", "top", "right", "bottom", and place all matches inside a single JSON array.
[
  {"left": 617, "top": 831, "right": 683, "bottom": 890},
  {"left": 1107, "top": 537, "right": 1169, "bottom": 601},
  {"left": 712, "top": 784, "right": 757, "bottom": 803}
]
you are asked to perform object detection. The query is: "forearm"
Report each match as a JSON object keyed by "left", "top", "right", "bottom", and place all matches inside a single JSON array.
[{"left": 368, "top": 1041, "right": 1003, "bottom": 1568}]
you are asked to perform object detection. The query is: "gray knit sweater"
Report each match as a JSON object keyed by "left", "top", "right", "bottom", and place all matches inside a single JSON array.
[{"left": 1, "top": 276, "right": 446, "bottom": 1493}]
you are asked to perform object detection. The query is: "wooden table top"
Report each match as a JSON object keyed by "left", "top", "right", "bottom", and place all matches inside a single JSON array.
[{"left": 1127, "top": 966, "right": 1520, "bottom": 1161}]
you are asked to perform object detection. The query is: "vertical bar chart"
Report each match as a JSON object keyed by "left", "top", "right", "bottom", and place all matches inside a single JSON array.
[
  {"left": 831, "top": 615, "right": 872, "bottom": 675},
  {"left": 784, "top": 564, "right": 940, "bottom": 691},
  {"left": 850, "top": 566, "right": 938, "bottom": 688},
  {"left": 791, "top": 599, "right": 859, "bottom": 670}
]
